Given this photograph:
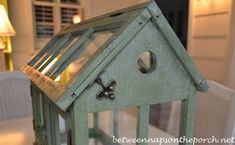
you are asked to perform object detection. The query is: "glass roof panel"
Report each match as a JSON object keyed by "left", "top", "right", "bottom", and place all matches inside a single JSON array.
[
  {"left": 52, "top": 29, "right": 116, "bottom": 85},
  {"left": 26, "top": 6, "right": 144, "bottom": 88},
  {"left": 37, "top": 35, "right": 81, "bottom": 74},
  {"left": 21, "top": 2, "right": 150, "bottom": 108},
  {"left": 28, "top": 36, "right": 62, "bottom": 67},
  {"left": 28, "top": 7, "right": 142, "bottom": 73}
]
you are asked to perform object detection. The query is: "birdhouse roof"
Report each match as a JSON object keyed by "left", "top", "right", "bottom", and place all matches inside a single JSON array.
[{"left": 22, "top": 1, "right": 208, "bottom": 111}]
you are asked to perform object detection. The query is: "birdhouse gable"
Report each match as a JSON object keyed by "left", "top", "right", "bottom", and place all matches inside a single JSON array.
[{"left": 22, "top": 0, "right": 208, "bottom": 111}]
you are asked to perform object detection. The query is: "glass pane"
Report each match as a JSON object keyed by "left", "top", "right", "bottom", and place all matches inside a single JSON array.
[
  {"left": 57, "top": 30, "right": 114, "bottom": 85},
  {"left": 149, "top": 103, "right": 171, "bottom": 131},
  {"left": 149, "top": 102, "right": 181, "bottom": 138},
  {"left": 35, "top": 35, "right": 81, "bottom": 74},
  {"left": 59, "top": 115, "right": 69, "bottom": 145},
  {"left": 69, "top": 31, "right": 113, "bottom": 76},
  {"left": 32, "top": 35, "right": 64, "bottom": 69},
  {"left": 88, "top": 108, "right": 138, "bottom": 145}
]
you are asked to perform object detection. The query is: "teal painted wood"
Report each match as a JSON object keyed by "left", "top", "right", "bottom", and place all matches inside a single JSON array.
[
  {"left": 71, "top": 98, "right": 89, "bottom": 145},
  {"left": 66, "top": 120, "right": 72, "bottom": 145},
  {"left": 57, "top": 3, "right": 149, "bottom": 36},
  {"left": 113, "top": 110, "right": 119, "bottom": 138},
  {"left": 28, "top": 36, "right": 59, "bottom": 66},
  {"left": 30, "top": 84, "right": 42, "bottom": 129},
  {"left": 50, "top": 106, "right": 61, "bottom": 145},
  {"left": 45, "top": 28, "right": 94, "bottom": 78},
  {"left": 23, "top": 1, "right": 209, "bottom": 145},
  {"left": 147, "top": 4, "right": 208, "bottom": 92},
  {"left": 56, "top": 9, "right": 151, "bottom": 111},
  {"left": 35, "top": 131, "right": 46, "bottom": 145},
  {"left": 97, "top": 128, "right": 121, "bottom": 145},
  {"left": 44, "top": 96, "right": 53, "bottom": 145},
  {"left": 179, "top": 85, "right": 196, "bottom": 145},
  {"left": 31, "top": 85, "right": 50, "bottom": 145},
  {"left": 71, "top": 9, "right": 151, "bottom": 96},
  {"left": 137, "top": 105, "right": 150, "bottom": 145},
  {"left": 93, "top": 112, "right": 99, "bottom": 145},
  {"left": 76, "top": 21, "right": 192, "bottom": 113},
  {"left": 37, "top": 33, "right": 72, "bottom": 71}
]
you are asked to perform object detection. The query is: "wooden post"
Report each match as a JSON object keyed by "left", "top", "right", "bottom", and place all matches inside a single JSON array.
[
  {"left": 44, "top": 97, "right": 53, "bottom": 145},
  {"left": 137, "top": 105, "right": 150, "bottom": 145},
  {"left": 71, "top": 100, "right": 89, "bottom": 145},
  {"left": 179, "top": 86, "right": 196, "bottom": 145},
  {"left": 50, "top": 106, "right": 61, "bottom": 145},
  {"left": 113, "top": 110, "right": 119, "bottom": 139},
  {"left": 94, "top": 112, "right": 99, "bottom": 145}
]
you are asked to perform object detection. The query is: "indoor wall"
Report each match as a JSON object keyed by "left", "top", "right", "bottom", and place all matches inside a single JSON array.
[
  {"left": 8, "top": 0, "right": 34, "bottom": 70},
  {"left": 82, "top": 0, "right": 149, "bottom": 19},
  {"left": 188, "top": 0, "right": 234, "bottom": 87},
  {"left": 228, "top": 1, "right": 235, "bottom": 89}
]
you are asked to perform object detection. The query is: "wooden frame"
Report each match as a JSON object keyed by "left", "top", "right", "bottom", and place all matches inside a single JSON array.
[{"left": 22, "top": 1, "right": 208, "bottom": 145}]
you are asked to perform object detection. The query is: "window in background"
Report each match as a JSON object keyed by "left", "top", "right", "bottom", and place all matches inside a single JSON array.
[
  {"left": 35, "top": 5, "right": 54, "bottom": 38},
  {"left": 33, "top": 0, "right": 83, "bottom": 49},
  {"left": 61, "top": 0, "right": 79, "bottom": 4},
  {"left": 61, "top": 7, "right": 78, "bottom": 29},
  {"left": 36, "top": 0, "right": 54, "bottom": 2}
]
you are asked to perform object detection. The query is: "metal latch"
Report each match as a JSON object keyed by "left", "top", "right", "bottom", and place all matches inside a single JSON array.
[{"left": 95, "top": 77, "right": 117, "bottom": 101}]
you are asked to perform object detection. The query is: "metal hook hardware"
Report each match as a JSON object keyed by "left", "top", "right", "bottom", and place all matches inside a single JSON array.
[{"left": 95, "top": 77, "right": 117, "bottom": 101}]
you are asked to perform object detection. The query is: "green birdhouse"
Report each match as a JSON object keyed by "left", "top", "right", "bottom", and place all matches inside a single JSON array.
[{"left": 22, "top": 1, "right": 208, "bottom": 145}]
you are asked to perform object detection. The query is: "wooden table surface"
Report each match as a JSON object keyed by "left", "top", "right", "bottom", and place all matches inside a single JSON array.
[
  {"left": 0, "top": 111, "right": 177, "bottom": 145},
  {"left": 0, "top": 117, "right": 34, "bottom": 145},
  {"left": 88, "top": 111, "right": 177, "bottom": 145}
]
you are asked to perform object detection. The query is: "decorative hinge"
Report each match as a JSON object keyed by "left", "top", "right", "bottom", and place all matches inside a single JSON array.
[{"left": 95, "top": 77, "right": 117, "bottom": 101}]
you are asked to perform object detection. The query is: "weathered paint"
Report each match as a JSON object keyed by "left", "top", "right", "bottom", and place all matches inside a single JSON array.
[{"left": 22, "top": 1, "right": 208, "bottom": 145}]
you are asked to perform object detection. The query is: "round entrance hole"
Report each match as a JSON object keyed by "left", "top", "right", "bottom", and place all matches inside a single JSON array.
[{"left": 137, "top": 51, "right": 157, "bottom": 74}]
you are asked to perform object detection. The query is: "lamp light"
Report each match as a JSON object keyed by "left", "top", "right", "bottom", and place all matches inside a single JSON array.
[
  {"left": 0, "top": 4, "right": 16, "bottom": 71},
  {"left": 73, "top": 15, "right": 81, "bottom": 24},
  {"left": 0, "top": 4, "right": 15, "bottom": 37},
  {"left": 0, "top": 4, "right": 15, "bottom": 50}
]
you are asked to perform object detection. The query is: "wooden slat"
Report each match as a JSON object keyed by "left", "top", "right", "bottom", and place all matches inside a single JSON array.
[
  {"left": 28, "top": 35, "right": 59, "bottom": 66},
  {"left": 71, "top": 99, "right": 89, "bottom": 145},
  {"left": 98, "top": 128, "right": 121, "bottom": 145},
  {"left": 55, "top": 10, "right": 151, "bottom": 111},
  {"left": 22, "top": 65, "right": 66, "bottom": 102},
  {"left": 179, "top": 85, "right": 196, "bottom": 145},
  {"left": 45, "top": 28, "right": 94, "bottom": 78},
  {"left": 193, "top": 13, "right": 230, "bottom": 37},
  {"left": 149, "top": 10, "right": 208, "bottom": 92},
  {"left": 35, "top": 33, "right": 72, "bottom": 70},
  {"left": 57, "top": 8, "right": 144, "bottom": 36},
  {"left": 192, "top": 58, "right": 226, "bottom": 82},
  {"left": 93, "top": 112, "right": 99, "bottom": 145},
  {"left": 190, "top": 37, "right": 228, "bottom": 59},
  {"left": 50, "top": 106, "right": 61, "bottom": 145},
  {"left": 193, "top": 0, "right": 231, "bottom": 16},
  {"left": 137, "top": 105, "right": 150, "bottom": 145}
]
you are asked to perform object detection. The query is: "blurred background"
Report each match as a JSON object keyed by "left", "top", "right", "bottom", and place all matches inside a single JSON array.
[
  {"left": 1, "top": 0, "right": 235, "bottom": 88},
  {"left": 0, "top": 0, "right": 235, "bottom": 145}
]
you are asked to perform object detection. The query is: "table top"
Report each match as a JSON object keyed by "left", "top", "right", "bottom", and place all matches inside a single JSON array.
[
  {"left": 0, "top": 111, "right": 177, "bottom": 145},
  {"left": 88, "top": 111, "right": 177, "bottom": 145},
  {"left": 0, "top": 117, "right": 34, "bottom": 145}
]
